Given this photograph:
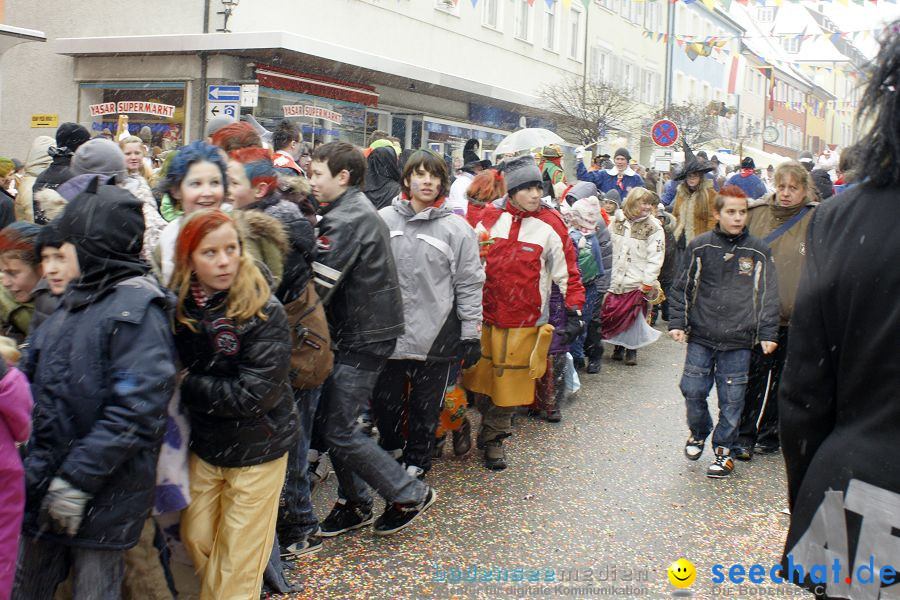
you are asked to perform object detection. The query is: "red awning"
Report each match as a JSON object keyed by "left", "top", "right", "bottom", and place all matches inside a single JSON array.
[{"left": 256, "top": 64, "right": 379, "bottom": 107}]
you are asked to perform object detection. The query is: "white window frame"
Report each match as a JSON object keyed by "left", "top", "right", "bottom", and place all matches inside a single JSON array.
[
  {"left": 514, "top": 0, "right": 534, "bottom": 42},
  {"left": 642, "top": 69, "right": 660, "bottom": 105},
  {"left": 567, "top": 5, "right": 585, "bottom": 61},
  {"left": 757, "top": 7, "right": 775, "bottom": 22},
  {"left": 783, "top": 37, "right": 799, "bottom": 53},
  {"left": 434, "top": 0, "right": 460, "bottom": 17},
  {"left": 595, "top": 0, "right": 615, "bottom": 13},
  {"left": 543, "top": 0, "right": 561, "bottom": 53},
  {"left": 622, "top": 60, "right": 636, "bottom": 92},
  {"left": 482, "top": 0, "right": 503, "bottom": 32}
]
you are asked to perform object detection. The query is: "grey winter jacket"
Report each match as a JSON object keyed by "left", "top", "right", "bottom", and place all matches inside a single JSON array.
[{"left": 378, "top": 197, "right": 484, "bottom": 362}]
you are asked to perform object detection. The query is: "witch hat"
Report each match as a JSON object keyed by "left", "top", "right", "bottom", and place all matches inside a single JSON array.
[{"left": 675, "top": 140, "right": 714, "bottom": 181}]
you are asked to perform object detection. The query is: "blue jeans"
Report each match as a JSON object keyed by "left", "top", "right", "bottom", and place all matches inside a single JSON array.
[
  {"left": 277, "top": 387, "right": 321, "bottom": 541},
  {"left": 679, "top": 342, "right": 751, "bottom": 450},
  {"left": 570, "top": 282, "right": 599, "bottom": 361},
  {"left": 317, "top": 361, "right": 427, "bottom": 507},
  {"left": 13, "top": 536, "right": 124, "bottom": 600}
]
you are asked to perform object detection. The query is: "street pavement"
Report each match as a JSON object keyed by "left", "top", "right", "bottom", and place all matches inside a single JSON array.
[{"left": 277, "top": 328, "right": 813, "bottom": 600}]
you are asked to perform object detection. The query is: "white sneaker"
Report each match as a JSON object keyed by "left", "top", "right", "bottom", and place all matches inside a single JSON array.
[
  {"left": 684, "top": 436, "right": 705, "bottom": 460},
  {"left": 405, "top": 464, "right": 424, "bottom": 480}
]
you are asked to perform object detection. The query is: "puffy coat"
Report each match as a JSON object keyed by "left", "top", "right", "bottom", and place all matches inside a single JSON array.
[
  {"left": 608, "top": 210, "right": 665, "bottom": 294},
  {"left": 378, "top": 197, "right": 484, "bottom": 361},
  {"left": 175, "top": 294, "right": 298, "bottom": 468},
  {"left": 312, "top": 187, "right": 404, "bottom": 353},
  {"left": 668, "top": 227, "right": 780, "bottom": 351},
  {"left": 475, "top": 198, "right": 585, "bottom": 328},
  {"left": 246, "top": 193, "right": 316, "bottom": 304},
  {"left": 19, "top": 276, "right": 175, "bottom": 550},
  {"left": 234, "top": 209, "right": 289, "bottom": 288}
]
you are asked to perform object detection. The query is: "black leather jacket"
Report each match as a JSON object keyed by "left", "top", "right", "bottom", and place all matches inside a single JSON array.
[
  {"left": 312, "top": 187, "right": 404, "bottom": 353},
  {"left": 175, "top": 294, "right": 298, "bottom": 468}
]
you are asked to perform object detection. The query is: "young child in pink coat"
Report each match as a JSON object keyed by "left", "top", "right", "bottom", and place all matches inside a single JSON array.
[{"left": 0, "top": 338, "right": 33, "bottom": 600}]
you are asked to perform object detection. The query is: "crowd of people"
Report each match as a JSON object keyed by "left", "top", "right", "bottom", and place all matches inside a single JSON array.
[{"left": 0, "top": 22, "right": 896, "bottom": 600}]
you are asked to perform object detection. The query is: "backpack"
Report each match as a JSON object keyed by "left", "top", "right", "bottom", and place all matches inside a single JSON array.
[
  {"left": 570, "top": 230, "right": 600, "bottom": 283},
  {"left": 283, "top": 281, "right": 333, "bottom": 389}
]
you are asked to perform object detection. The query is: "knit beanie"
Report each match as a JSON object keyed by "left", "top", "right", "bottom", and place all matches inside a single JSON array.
[
  {"left": 741, "top": 156, "right": 755, "bottom": 169},
  {"left": 71, "top": 138, "right": 127, "bottom": 181},
  {"left": 570, "top": 196, "right": 602, "bottom": 230},
  {"left": 614, "top": 147, "right": 631, "bottom": 161},
  {"left": 139, "top": 126, "right": 153, "bottom": 144},
  {"left": 34, "top": 218, "right": 66, "bottom": 262},
  {"left": 55, "top": 123, "right": 91, "bottom": 153},
  {"left": 603, "top": 188, "right": 621, "bottom": 208},
  {"left": 502, "top": 156, "right": 542, "bottom": 195},
  {"left": 205, "top": 115, "right": 235, "bottom": 139}
]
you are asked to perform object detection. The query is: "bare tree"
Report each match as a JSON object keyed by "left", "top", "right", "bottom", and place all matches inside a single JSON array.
[
  {"left": 652, "top": 101, "right": 721, "bottom": 147},
  {"left": 538, "top": 75, "right": 638, "bottom": 146}
]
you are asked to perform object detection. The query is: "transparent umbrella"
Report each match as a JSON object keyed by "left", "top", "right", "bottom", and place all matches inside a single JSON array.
[{"left": 494, "top": 128, "right": 568, "bottom": 155}]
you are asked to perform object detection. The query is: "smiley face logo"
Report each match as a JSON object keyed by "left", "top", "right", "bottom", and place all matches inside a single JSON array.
[{"left": 667, "top": 559, "right": 696, "bottom": 588}]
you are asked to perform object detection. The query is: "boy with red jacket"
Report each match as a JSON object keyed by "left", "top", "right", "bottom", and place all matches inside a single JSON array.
[{"left": 464, "top": 156, "right": 585, "bottom": 470}]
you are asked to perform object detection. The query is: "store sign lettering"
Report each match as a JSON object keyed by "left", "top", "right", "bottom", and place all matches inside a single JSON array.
[
  {"left": 89, "top": 101, "right": 177, "bottom": 118},
  {"left": 282, "top": 105, "right": 343, "bottom": 125}
]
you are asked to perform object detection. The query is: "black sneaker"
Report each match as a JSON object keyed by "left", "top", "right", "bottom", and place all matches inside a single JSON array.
[
  {"left": 318, "top": 500, "right": 374, "bottom": 537},
  {"left": 734, "top": 446, "right": 753, "bottom": 462},
  {"left": 586, "top": 360, "right": 601, "bottom": 374},
  {"left": 624, "top": 349, "right": 637, "bottom": 365},
  {"left": 281, "top": 534, "right": 323, "bottom": 558},
  {"left": 373, "top": 487, "right": 437, "bottom": 536},
  {"left": 754, "top": 443, "right": 780, "bottom": 455},
  {"left": 684, "top": 436, "right": 704, "bottom": 461},
  {"left": 612, "top": 346, "right": 625, "bottom": 361}
]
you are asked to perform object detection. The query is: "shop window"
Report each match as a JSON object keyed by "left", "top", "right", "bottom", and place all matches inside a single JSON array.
[
  {"left": 79, "top": 82, "right": 186, "bottom": 150},
  {"left": 255, "top": 87, "right": 367, "bottom": 147}
]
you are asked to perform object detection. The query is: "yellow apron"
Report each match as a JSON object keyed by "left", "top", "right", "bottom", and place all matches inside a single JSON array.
[{"left": 462, "top": 323, "right": 554, "bottom": 407}]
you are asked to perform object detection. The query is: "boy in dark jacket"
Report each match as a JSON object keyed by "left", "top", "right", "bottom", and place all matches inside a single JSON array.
[
  {"left": 13, "top": 178, "right": 175, "bottom": 599},
  {"left": 667, "top": 186, "right": 780, "bottom": 479},
  {"left": 309, "top": 142, "right": 436, "bottom": 537}
]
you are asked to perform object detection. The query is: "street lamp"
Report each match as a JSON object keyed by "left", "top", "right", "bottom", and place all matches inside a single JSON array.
[{"left": 216, "top": 0, "right": 239, "bottom": 33}]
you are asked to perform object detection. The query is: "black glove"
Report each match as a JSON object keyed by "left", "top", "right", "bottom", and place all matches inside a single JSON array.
[
  {"left": 460, "top": 339, "right": 482, "bottom": 369},
  {"left": 560, "top": 308, "right": 585, "bottom": 345}
]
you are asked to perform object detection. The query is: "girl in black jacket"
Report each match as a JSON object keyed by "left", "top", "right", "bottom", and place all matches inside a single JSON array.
[{"left": 171, "top": 209, "right": 298, "bottom": 600}]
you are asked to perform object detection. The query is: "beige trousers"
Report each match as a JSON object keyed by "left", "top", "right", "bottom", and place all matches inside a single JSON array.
[{"left": 181, "top": 453, "right": 287, "bottom": 600}]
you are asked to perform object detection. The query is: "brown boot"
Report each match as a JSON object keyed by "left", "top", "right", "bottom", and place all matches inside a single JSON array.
[
  {"left": 452, "top": 416, "right": 472, "bottom": 456},
  {"left": 484, "top": 439, "right": 507, "bottom": 471}
]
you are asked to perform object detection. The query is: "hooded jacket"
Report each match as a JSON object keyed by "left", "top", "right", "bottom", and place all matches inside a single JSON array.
[
  {"left": 746, "top": 196, "right": 816, "bottom": 325},
  {"left": 378, "top": 196, "right": 484, "bottom": 361},
  {"left": 234, "top": 208, "right": 290, "bottom": 288},
  {"left": 364, "top": 147, "right": 402, "bottom": 211},
  {"left": 668, "top": 226, "right": 780, "bottom": 351},
  {"left": 576, "top": 161, "right": 645, "bottom": 195},
  {"left": 777, "top": 184, "right": 900, "bottom": 599},
  {"left": 175, "top": 293, "right": 299, "bottom": 468},
  {"left": 19, "top": 186, "right": 175, "bottom": 550},
  {"left": 810, "top": 168, "right": 833, "bottom": 200},
  {"left": 312, "top": 186, "right": 405, "bottom": 354},
  {"left": 564, "top": 183, "right": 612, "bottom": 294},
  {"left": 475, "top": 198, "right": 585, "bottom": 328}
]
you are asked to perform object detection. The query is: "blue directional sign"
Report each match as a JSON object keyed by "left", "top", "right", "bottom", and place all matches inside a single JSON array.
[{"left": 208, "top": 85, "right": 241, "bottom": 102}]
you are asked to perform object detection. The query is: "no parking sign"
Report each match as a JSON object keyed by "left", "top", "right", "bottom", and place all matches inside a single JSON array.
[{"left": 651, "top": 119, "right": 679, "bottom": 147}]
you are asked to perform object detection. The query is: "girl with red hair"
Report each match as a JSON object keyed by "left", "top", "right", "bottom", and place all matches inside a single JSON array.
[{"left": 171, "top": 209, "right": 299, "bottom": 599}]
